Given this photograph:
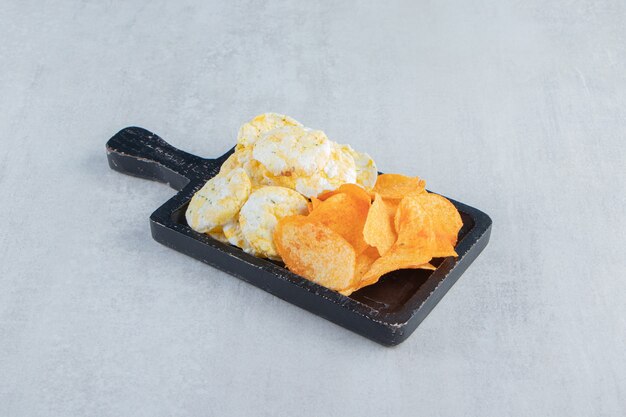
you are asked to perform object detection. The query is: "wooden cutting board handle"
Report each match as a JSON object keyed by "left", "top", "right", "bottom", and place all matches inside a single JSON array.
[{"left": 105, "top": 127, "right": 225, "bottom": 191}]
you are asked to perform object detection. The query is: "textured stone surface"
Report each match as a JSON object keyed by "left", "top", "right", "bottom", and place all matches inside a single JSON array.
[{"left": 0, "top": 1, "right": 624, "bottom": 416}]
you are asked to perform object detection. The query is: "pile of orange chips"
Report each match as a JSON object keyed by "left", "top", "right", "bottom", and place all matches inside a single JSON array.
[{"left": 273, "top": 174, "right": 463, "bottom": 295}]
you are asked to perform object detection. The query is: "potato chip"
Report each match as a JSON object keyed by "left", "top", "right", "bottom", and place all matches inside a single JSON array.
[
  {"left": 355, "top": 246, "right": 381, "bottom": 279},
  {"left": 339, "top": 246, "right": 381, "bottom": 295},
  {"left": 384, "top": 198, "right": 400, "bottom": 217},
  {"left": 358, "top": 238, "right": 436, "bottom": 288},
  {"left": 307, "top": 192, "right": 370, "bottom": 254},
  {"left": 351, "top": 194, "right": 440, "bottom": 288},
  {"left": 363, "top": 193, "right": 397, "bottom": 256},
  {"left": 274, "top": 216, "right": 357, "bottom": 292},
  {"left": 395, "top": 192, "right": 462, "bottom": 258},
  {"left": 372, "top": 174, "right": 426, "bottom": 200},
  {"left": 310, "top": 196, "right": 322, "bottom": 211},
  {"left": 394, "top": 193, "right": 431, "bottom": 238},
  {"left": 419, "top": 192, "right": 463, "bottom": 245},
  {"left": 317, "top": 183, "right": 372, "bottom": 205},
  {"left": 198, "top": 114, "right": 468, "bottom": 294},
  {"left": 431, "top": 238, "right": 458, "bottom": 258}
]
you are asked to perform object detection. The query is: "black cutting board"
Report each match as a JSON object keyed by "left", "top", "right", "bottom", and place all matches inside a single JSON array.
[{"left": 106, "top": 127, "right": 492, "bottom": 346}]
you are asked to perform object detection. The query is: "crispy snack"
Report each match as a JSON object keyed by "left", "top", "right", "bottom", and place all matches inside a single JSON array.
[
  {"left": 236, "top": 113, "right": 302, "bottom": 149},
  {"left": 339, "top": 144, "right": 378, "bottom": 190},
  {"left": 351, "top": 192, "right": 462, "bottom": 292},
  {"left": 363, "top": 193, "right": 397, "bottom": 256},
  {"left": 358, "top": 238, "right": 436, "bottom": 289},
  {"left": 372, "top": 173, "right": 426, "bottom": 200},
  {"left": 221, "top": 147, "right": 297, "bottom": 189},
  {"left": 384, "top": 198, "right": 400, "bottom": 217},
  {"left": 208, "top": 228, "right": 229, "bottom": 244},
  {"left": 309, "top": 196, "right": 322, "bottom": 212},
  {"left": 221, "top": 114, "right": 377, "bottom": 199},
  {"left": 274, "top": 216, "right": 357, "bottom": 292},
  {"left": 185, "top": 167, "right": 252, "bottom": 233},
  {"left": 239, "top": 186, "right": 308, "bottom": 259},
  {"left": 306, "top": 192, "right": 370, "bottom": 254},
  {"left": 222, "top": 220, "right": 261, "bottom": 257},
  {"left": 339, "top": 246, "right": 380, "bottom": 295},
  {"left": 395, "top": 192, "right": 461, "bottom": 258},
  {"left": 277, "top": 181, "right": 462, "bottom": 294},
  {"left": 394, "top": 192, "right": 431, "bottom": 239},
  {"left": 420, "top": 193, "right": 463, "bottom": 245},
  {"left": 357, "top": 194, "right": 436, "bottom": 289},
  {"left": 243, "top": 158, "right": 297, "bottom": 189},
  {"left": 189, "top": 114, "right": 465, "bottom": 296},
  {"left": 355, "top": 246, "right": 381, "bottom": 278},
  {"left": 295, "top": 143, "right": 357, "bottom": 198},
  {"left": 253, "top": 125, "right": 332, "bottom": 177},
  {"left": 317, "top": 183, "right": 372, "bottom": 205}
]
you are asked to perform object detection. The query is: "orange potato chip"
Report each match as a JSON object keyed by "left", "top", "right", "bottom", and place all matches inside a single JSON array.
[
  {"left": 310, "top": 196, "right": 322, "bottom": 211},
  {"left": 416, "top": 263, "right": 437, "bottom": 271},
  {"left": 273, "top": 170, "right": 461, "bottom": 294},
  {"left": 372, "top": 174, "right": 426, "bottom": 200},
  {"left": 306, "top": 199, "right": 321, "bottom": 214},
  {"left": 351, "top": 195, "right": 440, "bottom": 288},
  {"left": 355, "top": 246, "right": 381, "bottom": 279},
  {"left": 274, "top": 216, "right": 357, "bottom": 292},
  {"left": 317, "top": 183, "right": 372, "bottom": 206},
  {"left": 363, "top": 193, "right": 397, "bottom": 256},
  {"left": 431, "top": 240, "right": 458, "bottom": 258},
  {"left": 307, "top": 192, "right": 370, "bottom": 254},
  {"left": 419, "top": 193, "right": 463, "bottom": 245},
  {"left": 395, "top": 192, "right": 462, "bottom": 258},
  {"left": 384, "top": 198, "right": 400, "bottom": 217},
  {"left": 394, "top": 194, "right": 432, "bottom": 241},
  {"left": 339, "top": 246, "right": 381, "bottom": 295},
  {"left": 358, "top": 238, "right": 436, "bottom": 288}
]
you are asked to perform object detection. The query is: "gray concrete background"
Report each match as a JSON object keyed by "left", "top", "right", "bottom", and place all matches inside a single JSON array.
[{"left": 1, "top": 1, "right": 624, "bottom": 416}]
